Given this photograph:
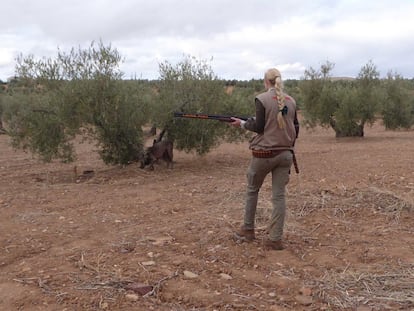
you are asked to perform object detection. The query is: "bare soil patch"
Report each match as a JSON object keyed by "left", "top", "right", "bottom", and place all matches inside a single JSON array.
[{"left": 0, "top": 122, "right": 413, "bottom": 310}]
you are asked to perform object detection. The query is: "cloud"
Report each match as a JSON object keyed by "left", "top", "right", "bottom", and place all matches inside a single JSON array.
[{"left": 1, "top": 0, "right": 413, "bottom": 81}]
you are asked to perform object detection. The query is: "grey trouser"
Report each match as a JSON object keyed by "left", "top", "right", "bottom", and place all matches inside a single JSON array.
[{"left": 243, "top": 151, "right": 293, "bottom": 241}]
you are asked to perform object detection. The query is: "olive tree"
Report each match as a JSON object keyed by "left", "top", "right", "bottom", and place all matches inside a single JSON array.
[
  {"left": 300, "top": 61, "right": 337, "bottom": 128},
  {"left": 152, "top": 55, "right": 237, "bottom": 155},
  {"left": 381, "top": 72, "right": 414, "bottom": 129},
  {"left": 3, "top": 41, "right": 149, "bottom": 164},
  {"left": 300, "top": 60, "right": 383, "bottom": 137}
]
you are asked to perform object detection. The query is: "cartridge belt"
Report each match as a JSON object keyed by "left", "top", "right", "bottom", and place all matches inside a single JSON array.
[{"left": 252, "top": 149, "right": 286, "bottom": 158}]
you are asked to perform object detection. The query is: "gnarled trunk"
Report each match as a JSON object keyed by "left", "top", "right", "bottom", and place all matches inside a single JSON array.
[{"left": 330, "top": 118, "right": 364, "bottom": 137}]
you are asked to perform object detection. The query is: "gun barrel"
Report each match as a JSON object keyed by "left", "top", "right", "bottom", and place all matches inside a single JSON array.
[{"left": 174, "top": 112, "right": 248, "bottom": 122}]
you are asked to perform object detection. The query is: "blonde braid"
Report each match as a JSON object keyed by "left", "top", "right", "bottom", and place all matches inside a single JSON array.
[
  {"left": 275, "top": 76, "right": 286, "bottom": 128},
  {"left": 265, "top": 68, "right": 286, "bottom": 128}
]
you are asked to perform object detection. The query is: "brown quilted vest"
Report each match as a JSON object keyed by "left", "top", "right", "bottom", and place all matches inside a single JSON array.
[{"left": 249, "top": 88, "right": 297, "bottom": 151}]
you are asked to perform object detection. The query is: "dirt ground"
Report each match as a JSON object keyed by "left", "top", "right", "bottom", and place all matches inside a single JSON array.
[{"left": 0, "top": 121, "right": 413, "bottom": 311}]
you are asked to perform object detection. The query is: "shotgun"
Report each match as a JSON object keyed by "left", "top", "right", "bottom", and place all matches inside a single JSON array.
[
  {"left": 174, "top": 112, "right": 299, "bottom": 174},
  {"left": 173, "top": 112, "right": 249, "bottom": 122}
]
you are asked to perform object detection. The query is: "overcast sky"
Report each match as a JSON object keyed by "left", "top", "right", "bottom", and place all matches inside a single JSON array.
[{"left": 1, "top": 0, "right": 413, "bottom": 81}]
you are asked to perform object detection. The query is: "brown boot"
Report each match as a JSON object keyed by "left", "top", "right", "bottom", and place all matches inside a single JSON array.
[
  {"left": 233, "top": 225, "right": 255, "bottom": 242},
  {"left": 264, "top": 239, "right": 284, "bottom": 250}
]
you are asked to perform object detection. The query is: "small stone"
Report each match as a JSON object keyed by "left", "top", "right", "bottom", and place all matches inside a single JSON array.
[
  {"left": 219, "top": 273, "right": 232, "bottom": 280},
  {"left": 295, "top": 295, "right": 313, "bottom": 306},
  {"left": 100, "top": 302, "right": 108, "bottom": 309},
  {"left": 141, "top": 261, "right": 155, "bottom": 266},
  {"left": 299, "top": 287, "right": 312, "bottom": 296},
  {"left": 183, "top": 270, "right": 198, "bottom": 278},
  {"left": 125, "top": 293, "right": 139, "bottom": 301}
]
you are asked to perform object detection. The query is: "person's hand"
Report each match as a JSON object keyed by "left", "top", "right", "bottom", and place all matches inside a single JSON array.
[{"left": 230, "top": 117, "right": 242, "bottom": 127}]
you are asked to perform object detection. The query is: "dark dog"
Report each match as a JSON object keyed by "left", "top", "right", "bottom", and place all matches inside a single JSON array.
[{"left": 140, "top": 140, "right": 173, "bottom": 170}]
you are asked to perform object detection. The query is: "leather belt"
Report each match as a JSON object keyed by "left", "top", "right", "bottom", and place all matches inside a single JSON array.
[{"left": 252, "top": 149, "right": 286, "bottom": 158}]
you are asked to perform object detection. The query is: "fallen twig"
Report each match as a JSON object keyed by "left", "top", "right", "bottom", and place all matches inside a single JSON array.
[{"left": 143, "top": 270, "right": 179, "bottom": 298}]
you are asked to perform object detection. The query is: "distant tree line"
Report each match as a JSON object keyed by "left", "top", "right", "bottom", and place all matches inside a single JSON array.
[
  {"left": 300, "top": 60, "right": 414, "bottom": 136},
  {"left": 0, "top": 41, "right": 413, "bottom": 164}
]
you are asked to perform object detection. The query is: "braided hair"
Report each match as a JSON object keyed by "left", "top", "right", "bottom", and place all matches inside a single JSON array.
[{"left": 265, "top": 68, "right": 286, "bottom": 128}]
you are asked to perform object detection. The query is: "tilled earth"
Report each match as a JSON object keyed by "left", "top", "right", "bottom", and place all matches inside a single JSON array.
[{"left": 0, "top": 122, "right": 413, "bottom": 311}]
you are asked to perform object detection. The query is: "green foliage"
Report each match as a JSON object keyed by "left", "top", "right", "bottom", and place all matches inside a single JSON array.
[
  {"left": 354, "top": 60, "right": 382, "bottom": 126},
  {"left": 220, "top": 86, "right": 255, "bottom": 142},
  {"left": 87, "top": 80, "right": 149, "bottom": 164},
  {"left": 300, "top": 60, "right": 385, "bottom": 137},
  {"left": 229, "top": 79, "right": 264, "bottom": 92},
  {"left": 381, "top": 72, "right": 414, "bottom": 129},
  {"left": 4, "top": 80, "right": 74, "bottom": 162},
  {"left": 7, "top": 44, "right": 412, "bottom": 162},
  {"left": 284, "top": 79, "right": 303, "bottom": 110},
  {"left": 331, "top": 84, "right": 364, "bottom": 137},
  {"left": 3, "top": 41, "right": 149, "bottom": 164},
  {"left": 300, "top": 62, "right": 337, "bottom": 128},
  {"left": 300, "top": 60, "right": 414, "bottom": 136},
  {"left": 154, "top": 55, "right": 232, "bottom": 155}
]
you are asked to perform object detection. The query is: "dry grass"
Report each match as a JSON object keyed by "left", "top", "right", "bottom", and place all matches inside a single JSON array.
[
  {"left": 311, "top": 263, "right": 414, "bottom": 309},
  {"left": 253, "top": 186, "right": 414, "bottom": 309}
]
